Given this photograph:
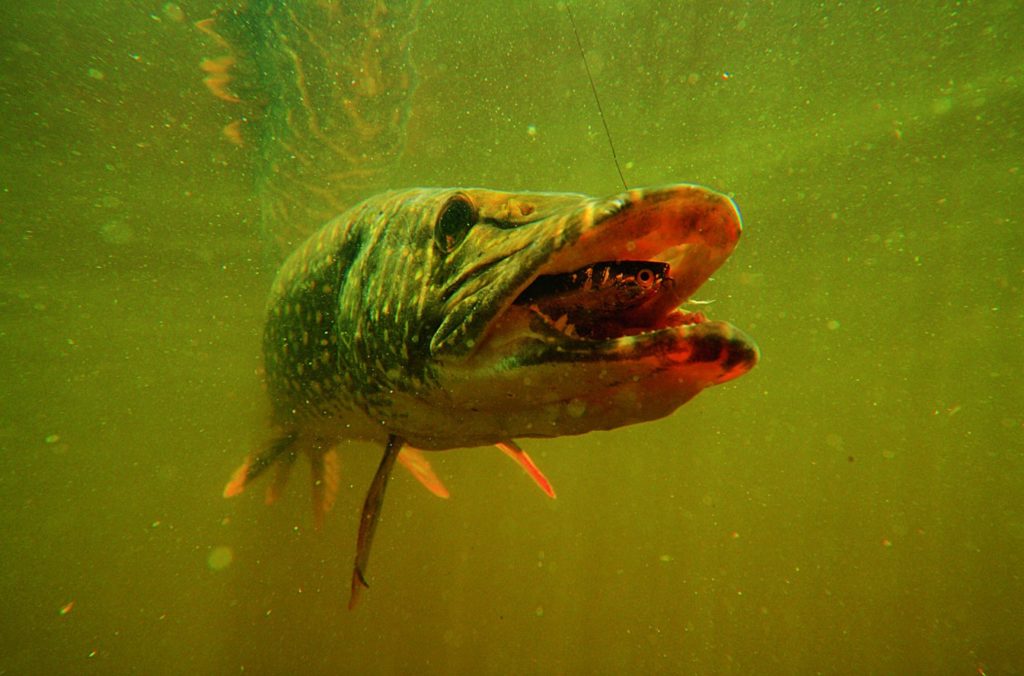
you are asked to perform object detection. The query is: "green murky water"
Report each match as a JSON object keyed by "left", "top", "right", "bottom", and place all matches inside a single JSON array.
[{"left": 1, "top": 1, "right": 1021, "bottom": 673}]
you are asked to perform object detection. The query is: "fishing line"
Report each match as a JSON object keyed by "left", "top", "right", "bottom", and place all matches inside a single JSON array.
[{"left": 566, "top": 3, "right": 628, "bottom": 191}]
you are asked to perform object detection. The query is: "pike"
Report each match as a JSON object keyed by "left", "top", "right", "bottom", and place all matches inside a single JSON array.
[
  {"left": 201, "top": 4, "right": 758, "bottom": 607},
  {"left": 225, "top": 185, "right": 757, "bottom": 606}
]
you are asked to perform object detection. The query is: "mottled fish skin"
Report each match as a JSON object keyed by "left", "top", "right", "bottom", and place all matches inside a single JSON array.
[{"left": 263, "top": 184, "right": 758, "bottom": 451}]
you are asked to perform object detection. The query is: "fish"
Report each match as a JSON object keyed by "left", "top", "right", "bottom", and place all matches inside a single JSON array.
[
  {"left": 224, "top": 185, "right": 758, "bottom": 606},
  {"left": 199, "top": 3, "right": 758, "bottom": 607}
]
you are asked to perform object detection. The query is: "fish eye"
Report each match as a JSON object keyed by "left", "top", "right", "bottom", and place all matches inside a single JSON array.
[
  {"left": 434, "top": 194, "right": 477, "bottom": 253},
  {"left": 636, "top": 268, "right": 656, "bottom": 287}
]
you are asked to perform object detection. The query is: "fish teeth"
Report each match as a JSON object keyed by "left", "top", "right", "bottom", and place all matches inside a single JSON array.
[{"left": 527, "top": 306, "right": 580, "bottom": 338}]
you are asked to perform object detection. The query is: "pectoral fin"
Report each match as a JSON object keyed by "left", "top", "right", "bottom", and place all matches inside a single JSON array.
[
  {"left": 223, "top": 432, "right": 298, "bottom": 498},
  {"left": 495, "top": 440, "right": 556, "bottom": 499},
  {"left": 310, "top": 446, "right": 341, "bottom": 530},
  {"left": 397, "top": 446, "right": 450, "bottom": 499},
  {"left": 265, "top": 449, "right": 297, "bottom": 505}
]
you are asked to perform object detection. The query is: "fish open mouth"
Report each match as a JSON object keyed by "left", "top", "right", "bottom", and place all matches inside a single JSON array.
[{"left": 511, "top": 259, "right": 707, "bottom": 341}]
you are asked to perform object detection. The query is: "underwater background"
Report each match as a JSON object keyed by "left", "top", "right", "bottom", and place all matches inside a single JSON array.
[{"left": 1, "top": 1, "right": 1021, "bottom": 673}]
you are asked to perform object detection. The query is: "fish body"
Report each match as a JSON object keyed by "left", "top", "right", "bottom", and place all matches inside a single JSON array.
[{"left": 225, "top": 184, "right": 758, "bottom": 605}]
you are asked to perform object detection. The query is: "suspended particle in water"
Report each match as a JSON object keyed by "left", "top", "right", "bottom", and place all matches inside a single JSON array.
[
  {"left": 222, "top": 120, "right": 244, "bottom": 147},
  {"left": 207, "top": 545, "right": 234, "bottom": 570},
  {"left": 99, "top": 219, "right": 135, "bottom": 245},
  {"left": 162, "top": 3, "right": 185, "bottom": 22},
  {"left": 931, "top": 97, "right": 953, "bottom": 116}
]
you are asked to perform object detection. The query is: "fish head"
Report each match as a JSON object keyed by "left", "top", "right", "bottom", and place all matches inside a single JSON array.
[{"left": 384, "top": 184, "right": 759, "bottom": 448}]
